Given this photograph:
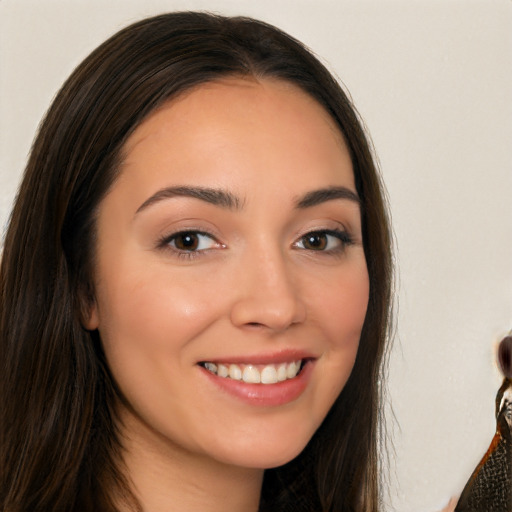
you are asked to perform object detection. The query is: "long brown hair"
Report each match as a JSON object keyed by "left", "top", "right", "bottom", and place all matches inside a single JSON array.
[{"left": 0, "top": 12, "right": 392, "bottom": 512}]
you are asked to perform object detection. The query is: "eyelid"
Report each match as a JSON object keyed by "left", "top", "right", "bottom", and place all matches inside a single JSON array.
[
  {"left": 156, "top": 229, "right": 225, "bottom": 259},
  {"left": 293, "top": 228, "right": 355, "bottom": 253},
  {"left": 155, "top": 222, "right": 358, "bottom": 261}
]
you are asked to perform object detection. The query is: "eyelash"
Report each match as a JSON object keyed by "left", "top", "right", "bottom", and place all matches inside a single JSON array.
[
  {"left": 157, "top": 228, "right": 354, "bottom": 260},
  {"left": 157, "top": 230, "right": 222, "bottom": 260},
  {"left": 294, "top": 229, "right": 355, "bottom": 254}
]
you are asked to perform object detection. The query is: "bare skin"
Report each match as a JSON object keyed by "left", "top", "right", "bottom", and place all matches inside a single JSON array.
[
  {"left": 87, "top": 78, "right": 369, "bottom": 511},
  {"left": 439, "top": 497, "right": 458, "bottom": 512},
  {"left": 119, "top": 411, "right": 263, "bottom": 512}
]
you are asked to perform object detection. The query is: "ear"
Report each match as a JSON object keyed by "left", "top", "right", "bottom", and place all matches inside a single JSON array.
[
  {"left": 83, "top": 300, "right": 99, "bottom": 331},
  {"left": 77, "top": 279, "right": 100, "bottom": 331},
  {"left": 78, "top": 285, "right": 99, "bottom": 331}
]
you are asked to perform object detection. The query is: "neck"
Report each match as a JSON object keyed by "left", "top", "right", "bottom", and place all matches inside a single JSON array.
[{"left": 116, "top": 408, "right": 264, "bottom": 512}]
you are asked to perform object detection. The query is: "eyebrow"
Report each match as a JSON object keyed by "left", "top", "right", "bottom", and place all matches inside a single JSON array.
[
  {"left": 135, "top": 184, "right": 360, "bottom": 215},
  {"left": 135, "top": 185, "right": 244, "bottom": 214},
  {"left": 295, "top": 186, "right": 360, "bottom": 209}
]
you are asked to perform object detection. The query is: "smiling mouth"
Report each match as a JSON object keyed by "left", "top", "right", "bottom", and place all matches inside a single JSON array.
[{"left": 199, "top": 360, "right": 307, "bottom": 384}]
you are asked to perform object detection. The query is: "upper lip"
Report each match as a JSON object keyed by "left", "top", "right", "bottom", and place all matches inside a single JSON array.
[{"left": 198, "top": 349, "right": 318, "bottom": 366}]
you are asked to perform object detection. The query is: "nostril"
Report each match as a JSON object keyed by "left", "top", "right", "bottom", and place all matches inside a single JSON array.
[{"left": 241, "top": 322, "right": 268, "bottom": 331}]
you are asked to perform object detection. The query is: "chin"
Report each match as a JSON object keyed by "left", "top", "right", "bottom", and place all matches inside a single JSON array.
[{"left": 208, "top": 426, "right": 316, "bottom": 470}]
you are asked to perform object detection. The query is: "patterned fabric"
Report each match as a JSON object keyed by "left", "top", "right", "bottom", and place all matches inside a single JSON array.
[
  {"left": 455, "top": 379, "right": 512, "bottom": 511},
  {"left": 259, "top": 448, "right": 321, "bottom": 512}
]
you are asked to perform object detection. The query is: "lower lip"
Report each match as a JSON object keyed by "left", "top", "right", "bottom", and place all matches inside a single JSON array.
[{"left": 199, "top": 360, "right": 314, "bottom": 407}]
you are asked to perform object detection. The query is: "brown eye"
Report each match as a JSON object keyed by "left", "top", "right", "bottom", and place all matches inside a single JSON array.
[
  {"left": 173, "top": 232, "right": 199, "bottom": 250},
  {"left": 302, "top": 233, "right": 328, "bottom": 250},
  {"left": 294, "top": 229, "right": 353, "bottom": 252},
  {"left": 168, "top": 231, "right": 217, "bottom": 251}
]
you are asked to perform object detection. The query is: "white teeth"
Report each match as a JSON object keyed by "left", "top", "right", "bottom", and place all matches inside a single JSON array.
[
  {"left": 286, "top": 360, "right": 301, "bottom": 379},
  {"left": 202, "top": 360, "right": 304, "bottom": 384},
  {"left": 277, "top": 364, "right": 288, "bottom": 382},
  {"left": 217, "top": 364, "right": 229, "bottom": 378},
  {"left": 261, "top": 366, "right": 278, "bottom": 384},
  {"left": 243, "top": 365, "right": 261, "bottom": 384},
  {"left": 229, "top": 364, "right": 242, "bottom": 380},
  {"left": 204, "top": 362, "right": 217, "bottom": 373}
]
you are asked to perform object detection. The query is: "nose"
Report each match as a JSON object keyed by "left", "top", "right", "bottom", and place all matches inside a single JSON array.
[{"left": 229, "top": 248, "right": 307, "bottom": 333}]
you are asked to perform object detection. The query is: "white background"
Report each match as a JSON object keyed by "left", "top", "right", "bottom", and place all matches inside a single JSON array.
[{"left": 1, "top": 1, "right": 511, "bottom": 511}]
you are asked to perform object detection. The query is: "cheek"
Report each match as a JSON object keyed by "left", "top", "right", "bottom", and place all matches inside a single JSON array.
[
  {"left": 93, "top": 262, "right": 229, "bottom": 373},
  {"left": 313, "top": 263, "right": 370, "bottom": 345},
  {"left": 93, "top": 267, "right": 234, "bottom": 442},
  {"left": 302, "top": 261, "right": 369, "bottom": 416}
]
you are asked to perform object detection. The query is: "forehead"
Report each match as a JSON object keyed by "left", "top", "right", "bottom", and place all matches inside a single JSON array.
[
  {"left": 116, "top": 77, "right": 354, "bottom": 201},
  {"left": 123, "top": 76, "right": 347, "bottom": 160}
]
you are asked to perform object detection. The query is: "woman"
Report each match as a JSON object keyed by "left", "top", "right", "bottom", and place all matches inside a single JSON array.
[{"left": 0, "top": 12, "right": 392, "bottom": 512}]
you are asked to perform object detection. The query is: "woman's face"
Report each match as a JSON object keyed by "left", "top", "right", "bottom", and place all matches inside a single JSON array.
[{"left": 86, "top": 77, "right": 369, "bottom": 470}]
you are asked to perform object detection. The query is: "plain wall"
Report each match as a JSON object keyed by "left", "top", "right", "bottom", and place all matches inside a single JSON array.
[{"left": 1, "top": 1, "right": 512, "bottom": 510}]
